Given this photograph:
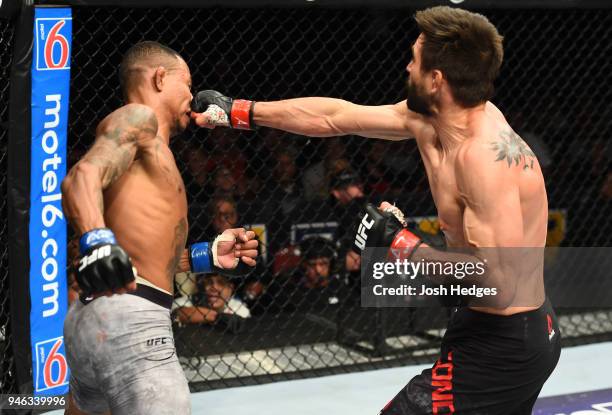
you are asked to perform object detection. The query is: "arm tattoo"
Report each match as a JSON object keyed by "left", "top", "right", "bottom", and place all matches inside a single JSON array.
[
  {"left": 490, "top": 129, "right": 536, "bottom": 170},
  {"left": 167, "top": 218, "right": 188, "bottom": 281},
  {"left": 82, "top": 105, "right": 158, "bottom": 189}
]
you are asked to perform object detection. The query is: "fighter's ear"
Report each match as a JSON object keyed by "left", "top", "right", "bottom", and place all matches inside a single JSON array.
[
  {"left": 431, "top": 69, "right": 444, "bottom": 93},
  {"left": 154, "top": 66, "right": 167, "bottom": 92}
]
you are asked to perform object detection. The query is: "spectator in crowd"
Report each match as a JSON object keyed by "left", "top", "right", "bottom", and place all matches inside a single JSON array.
[
  {"left": 185, "top": 144, "right": 210, "bottom": 197},
  {"left": 329, "top": 169, "right": 372, "bottom": 273},
  {"left": 184, "top": 145, "right": 211, "bottom": 237},
  {"left": 269, "top": 147, "right": 302, "bottom": 216},
  {"left": 208, "top": 195, "right": 239, "bottom": 238},
  {"left": 174, "top": 270, "right": 198, "bottom": 307},
  {"left": 562, "top": 139, "right": 612, "bottom": 246},
  {"left": 206, "top": 128, "right": 249, "bottom": 196},
  {"left": 296, "top": 237, "right": 338, "bottom": 290},
  {"left": 206, "top": 130, "right": 265, "bottom": 224},
  {"left": 212, "top": 166, "right": 238, "bottom": 199},
  {"left": 250, "top": 128, "right": 284, "bottom": 167},
  {"left": 362, "top": 140, "right": 392, "bottom": 197},
  {"left": 302, "top": 138, "right": 348, "bottom": 201},
  {"left": 329, "top": 168, "right": 444, "bottom": 277},
  {"left": 258, "top": 146, "right": 303, "bottom": 214},
  {"left": 204, "top": 195, "right": 270, "bottom": 309},
  {"left": 174, "top": 273, "right": 250, "bottom": 332},
  {"left": 183, "top": 129, "right": 250, "bottom": 204},
  {"left": 330, "top": 169, "right": 365, "bottom": 206},
  {"left": 255, "top": 237, "right": 341, "bottom": 314},
  {"left": 258, "top": 146, "right": 305, "bottom": 253}
]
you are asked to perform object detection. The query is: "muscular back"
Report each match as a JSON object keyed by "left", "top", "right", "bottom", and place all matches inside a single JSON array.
[
  {"left": 413, "top": 103, "right": 547, "bottom": 249},
  {"left": 413, "top": 103, "right": 548, "bottom": 312},
  {"left": 104, "top": 136, "right": 187, "bottom": 292}
]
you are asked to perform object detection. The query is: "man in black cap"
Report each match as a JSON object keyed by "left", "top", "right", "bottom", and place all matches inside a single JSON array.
[
  {"left": 329, "top": 169, "right": 372, "bottom": 276},
  {"left": 258, "top": 237, "right": 341, "bottom": 313}
]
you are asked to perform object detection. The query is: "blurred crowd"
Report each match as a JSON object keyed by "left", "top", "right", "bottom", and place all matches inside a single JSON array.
[
  {"left": 65, "top": 123, "right": 612, "bottom": 332},
  {"left": 164, "top": 126, "right": 433, "bottom": 331}
]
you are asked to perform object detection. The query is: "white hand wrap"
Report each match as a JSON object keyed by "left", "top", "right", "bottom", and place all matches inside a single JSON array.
[
  {"left": 383, "top": 205, "right": 408, "bottom": 227},
  {"left": 204, "top": 104, "right": 230, "bottom": 127},
  {"left": 212, "top": 232, "right": 240, "bottom": 269}
]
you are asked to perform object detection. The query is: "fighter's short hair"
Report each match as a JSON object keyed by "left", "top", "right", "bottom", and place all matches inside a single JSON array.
[
  {"left": 119, "top": 41, "right": 181, "bottom": 98},
  {"left": 415, "top": 7, "right": 503, "bottom": 107}
]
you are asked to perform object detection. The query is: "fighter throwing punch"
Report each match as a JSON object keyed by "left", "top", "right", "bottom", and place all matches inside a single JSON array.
[
  {"left": 61, "top": 41, "right": 258, "bottom": 414},
  {"left": 192, "top": 7, "right": 560, "bottom": 414}
]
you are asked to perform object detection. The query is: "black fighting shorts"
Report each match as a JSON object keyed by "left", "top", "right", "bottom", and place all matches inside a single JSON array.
[{"left": 380, "top": 298, "right": 561, "bottom": 415}]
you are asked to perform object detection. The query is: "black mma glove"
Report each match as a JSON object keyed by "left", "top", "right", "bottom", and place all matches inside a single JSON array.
[
  {"left": 191, "top": 90, "right": 255, "bottom": 130},
  {"left": 352, "top": 203, "right": 424, "bottom": 260},
  {"left": 354, "top": 205, "right": 463, "bottom": 307},
  {"left": 77, "top": 228, "right": 136, "bottom": 297}
]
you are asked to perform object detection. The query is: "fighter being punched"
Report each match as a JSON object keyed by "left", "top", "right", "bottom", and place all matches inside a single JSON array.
[
  {"left": 192, "top": 7, "right": 560, "bottom": 414},
  {"left": 61, "top": 41, "right": 257, "bottom": 414}
]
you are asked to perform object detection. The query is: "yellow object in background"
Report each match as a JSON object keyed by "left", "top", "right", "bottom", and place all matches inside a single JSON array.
[{"left": 410, "top": 209, "right": 566, "bottom": 247}]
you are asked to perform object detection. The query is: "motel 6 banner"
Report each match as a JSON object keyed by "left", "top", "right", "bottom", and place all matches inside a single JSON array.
[{"left": 29, "top": 6, "right": 72, "bottom": 395}]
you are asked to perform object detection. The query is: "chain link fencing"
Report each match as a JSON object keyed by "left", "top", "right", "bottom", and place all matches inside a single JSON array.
[
  {"left": 0, "top": 18, "right": 16, "bottom": 394},
  {"left": 1, "top": 5, "right": 608, "bottom": 392}
]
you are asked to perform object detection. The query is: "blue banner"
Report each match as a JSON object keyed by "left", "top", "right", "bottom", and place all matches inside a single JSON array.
[{"left": 30, "top": 6, "right": 72, "bottom": 395}]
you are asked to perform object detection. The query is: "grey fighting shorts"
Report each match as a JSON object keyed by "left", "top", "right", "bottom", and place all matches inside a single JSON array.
[{"left": 64, "top": 284, "right": 191, "bottom": 414}]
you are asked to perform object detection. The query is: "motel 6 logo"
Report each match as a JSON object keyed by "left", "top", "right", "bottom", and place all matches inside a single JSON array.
[
  {"left": 35, "top": 337, "right": 68, "bottom": 391},
  {"left": 36, "top": 16, "right": 72, "bottom": 71}
]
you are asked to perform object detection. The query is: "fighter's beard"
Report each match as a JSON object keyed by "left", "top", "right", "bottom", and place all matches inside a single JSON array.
[{"left": 405, "top": 79, "right": 433, "bottom": 116}]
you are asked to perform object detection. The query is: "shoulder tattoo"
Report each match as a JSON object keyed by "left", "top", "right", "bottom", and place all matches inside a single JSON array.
[{"left": 490, "top": 129, "right": 536, "bottom": 170}]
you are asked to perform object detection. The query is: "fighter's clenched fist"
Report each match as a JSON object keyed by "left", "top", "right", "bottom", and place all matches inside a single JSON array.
[
  {"left": 191, "top": 90, "right": 255, "bottom": 130},
  {"left": 77, "top": 228, "right": 137, "bottom": 297},
  {"left": 353, "top": 202, "right": 424, "bottom": 260},
  {"left": 188, "top": 228, "right": 258, "bottom": 277}
]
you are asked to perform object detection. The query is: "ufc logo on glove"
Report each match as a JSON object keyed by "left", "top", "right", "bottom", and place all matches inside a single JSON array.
[
  {"left": 354, "top": 213, "right": 375, "bottom": 250},
  {"left": 78, "top": 245, "right": 111, "bottom": 271}
]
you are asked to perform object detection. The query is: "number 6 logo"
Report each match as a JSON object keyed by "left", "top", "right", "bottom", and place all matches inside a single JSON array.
[
  {"left": 43, "top": 339, "right": 68, "bottom": 388},
  {"left": 44, "top": 20, "right": 69, "bottom": 69}
]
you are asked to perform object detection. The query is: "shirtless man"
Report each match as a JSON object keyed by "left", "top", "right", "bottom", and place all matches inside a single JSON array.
[
  {"left": 191, "top": 7, "right": 560, "bottom": 414},
  {"left": 61, "top": 41, "right": 258, "bottom": 414}
]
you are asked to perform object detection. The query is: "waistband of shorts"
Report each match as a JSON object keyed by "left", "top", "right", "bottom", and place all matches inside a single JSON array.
[
  {"left": 127, "top": 284, "right": 173, "bottom": 310},
  {"left": 80, "top": 283, "right": 174, "bottom": 310},
  {"left": 454, "top": 297, "right": 554, "bottom": 326}
]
